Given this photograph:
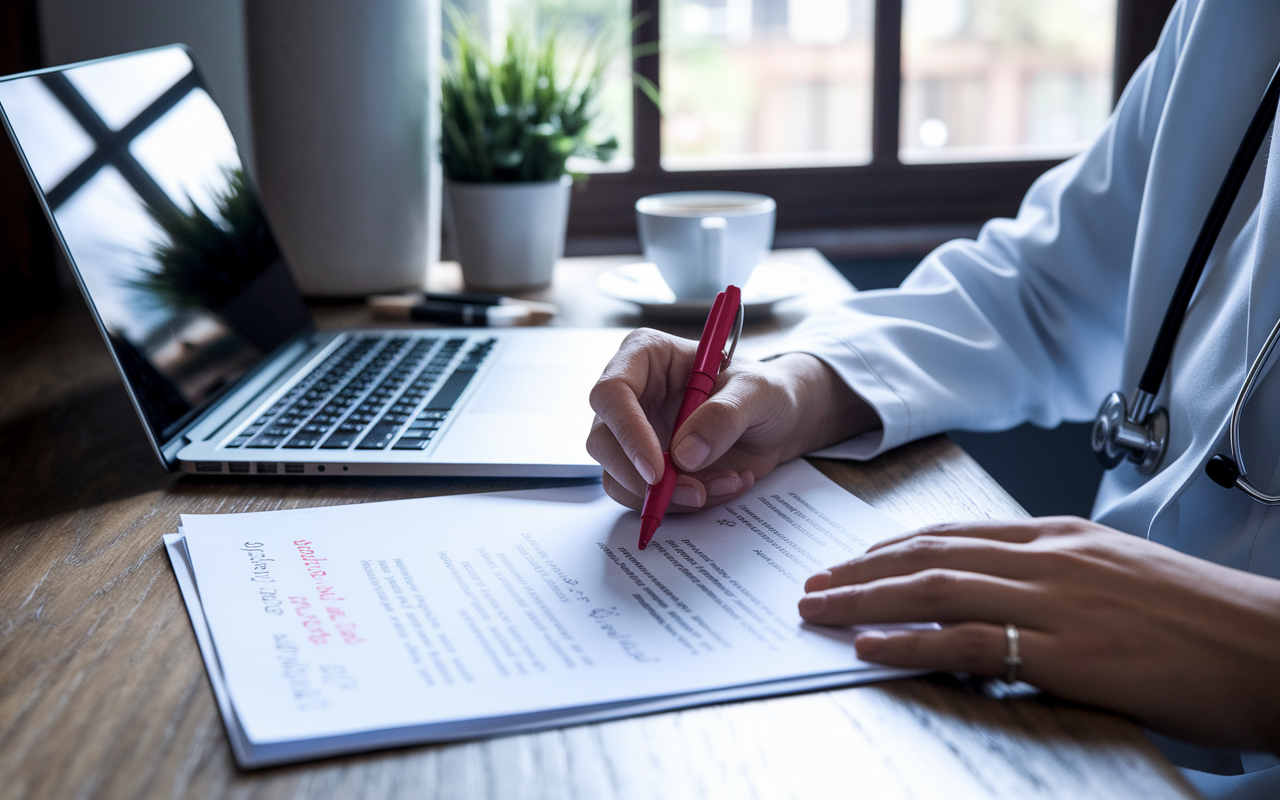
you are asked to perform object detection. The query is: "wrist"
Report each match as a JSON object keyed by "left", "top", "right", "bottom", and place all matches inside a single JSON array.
[{"left": 771, "top": 353, "right": 880, "bottom": 460}]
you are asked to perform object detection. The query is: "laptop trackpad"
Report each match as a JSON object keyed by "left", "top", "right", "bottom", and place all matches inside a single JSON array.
[
  {"left": 429, "top": 361, "right": 601, "bottom": 465},
  {"left": 466, "top": 366, "right": 586, "bottom": 414}
]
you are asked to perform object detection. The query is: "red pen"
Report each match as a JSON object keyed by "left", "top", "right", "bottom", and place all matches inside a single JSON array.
[{"left": 638, "top": 286, "right": 744, "bottom": 549}]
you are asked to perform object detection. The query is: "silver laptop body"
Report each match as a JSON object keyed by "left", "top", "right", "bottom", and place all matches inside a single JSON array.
[{"left": 0, "top": 45, "right": 624, "bottom": 478}]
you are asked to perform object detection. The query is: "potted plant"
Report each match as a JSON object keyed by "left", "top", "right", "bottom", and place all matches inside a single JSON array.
[{"left": 441, "top": 13, "right": 621, "bottom": 291}]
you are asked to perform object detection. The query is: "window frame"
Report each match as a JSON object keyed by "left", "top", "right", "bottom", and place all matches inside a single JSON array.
[{"left": 564, "top": 0, "right": 1174, "bottom": 248}]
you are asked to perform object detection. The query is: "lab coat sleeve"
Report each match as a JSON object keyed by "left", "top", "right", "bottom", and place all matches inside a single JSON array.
[{"left": 776, "top": 2, "right": 1194, "bottom": 460}]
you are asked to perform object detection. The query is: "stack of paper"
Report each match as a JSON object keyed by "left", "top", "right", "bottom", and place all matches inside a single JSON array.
[{"left": 165, "top": 459, "right": 917, "bottom": 767}]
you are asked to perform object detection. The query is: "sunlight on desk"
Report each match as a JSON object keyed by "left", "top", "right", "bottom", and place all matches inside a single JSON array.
[{"left": 0, "top": 250, "right": 1197, "bottom": 799}]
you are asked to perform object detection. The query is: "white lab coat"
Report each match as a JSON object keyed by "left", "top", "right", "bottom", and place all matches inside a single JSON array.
[{"left": 775, "top": 0, "right": 1280, "bottom": 793}]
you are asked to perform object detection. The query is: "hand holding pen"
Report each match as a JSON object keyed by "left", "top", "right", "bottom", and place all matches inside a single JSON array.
[
  {"left": 636, "top": 287, "right": 744, "bottom": 548},
  {"left": 586, "top": 302, "right": 878, "bottom": 533}
]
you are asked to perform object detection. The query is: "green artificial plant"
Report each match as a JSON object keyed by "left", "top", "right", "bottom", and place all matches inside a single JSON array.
[{"left": 441, "top": 12, "right": 643, "bottom": 182}]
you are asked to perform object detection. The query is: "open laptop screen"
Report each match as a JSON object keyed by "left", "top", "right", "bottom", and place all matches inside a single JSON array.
[{"left": 0, "top": 45, "right": 312, "bottom": 446}]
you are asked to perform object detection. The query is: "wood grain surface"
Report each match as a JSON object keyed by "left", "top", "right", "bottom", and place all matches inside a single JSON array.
[{"left": 0, "top": 254, "right": 1198, "bottom": 799}]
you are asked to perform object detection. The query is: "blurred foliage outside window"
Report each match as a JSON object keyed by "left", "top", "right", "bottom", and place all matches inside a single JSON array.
[
  {"left": 901, "top": 0, "right": 1116, "bottom": 162},
  {"left": 660, "top": 0, "right": 875, "bottom": 170},
  {"left": 446, "top": 0, "right": 1117, "bottom": 173}
]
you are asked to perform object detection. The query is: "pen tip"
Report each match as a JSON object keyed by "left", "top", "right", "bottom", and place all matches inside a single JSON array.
[{"left": 638, "top": 518, "right": 659, "bottom": 550}]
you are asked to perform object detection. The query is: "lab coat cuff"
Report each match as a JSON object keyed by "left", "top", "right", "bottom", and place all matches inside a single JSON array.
[{"left": 762, "top": 334, "right": 915, "bottom": 461}]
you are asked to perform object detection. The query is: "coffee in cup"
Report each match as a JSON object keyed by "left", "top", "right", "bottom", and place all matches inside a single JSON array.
[{"left": 634, "top": 192, "right": 776, "bottom": 299}]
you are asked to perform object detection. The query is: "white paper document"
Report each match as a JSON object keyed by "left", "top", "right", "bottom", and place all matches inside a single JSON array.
[{"left": 165, "top": 459, "right": 918, "bottom": 767}]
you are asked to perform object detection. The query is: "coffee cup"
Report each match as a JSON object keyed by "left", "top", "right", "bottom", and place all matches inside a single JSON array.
[{"left": 634, "top": 191, "right": 776, "bottom": 299}]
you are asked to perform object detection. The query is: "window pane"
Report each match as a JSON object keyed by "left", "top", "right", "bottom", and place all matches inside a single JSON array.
[
  {"left": 445, "top": 0, "right": 634, "bottom": 172},
  {"left": 661, "top": 0, "right": 874, "bottom": 170},
  {"left": 900, "top": 0, "right": 1116, "bottom": 163},
  {"left": 130, "top": 89, "right": 241, "bottom": 217},
  {"left": 65, "top": 47, "right": 194, "bottom": 131}
]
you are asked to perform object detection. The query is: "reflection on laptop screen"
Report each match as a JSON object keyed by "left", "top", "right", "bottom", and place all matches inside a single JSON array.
[{"left": 0, "top": 46, "right": 311, "bottom": 444}]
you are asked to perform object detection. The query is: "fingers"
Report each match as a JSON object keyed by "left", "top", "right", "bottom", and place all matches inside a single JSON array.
[
  {"left": 704, "top": 468, "right": 755, "bottom": 507},
  {"left": 865, "top": 520, "right": 1045, "bottom": 554},
  {"left": 602, "top": 468, "right": 756, "bottom": 513},
  {"left": 804, "top": 518, "right": 1107, "bottom": 592},
  {"left": 602, "top": 470, "right": 706, "bottom": 512},
  {"left": 853, "top": 622, "right": 1049, "bottom": 683},
  {"left": 670, "top": 371, "right": 784, "bottom": 472},
  {"left": 588, "top": 374, "right": 665, "bottom": 489},
  {"left": 588, "top": 329, "right": 786, "bottom": 507},
  {"left": 808, "top": 534, "right": 1037, "bottom": 592},
  {"left": 588, "top": 330, "right": 695, "bottom": 501},
  {"left": 798, "top": 569, "right": 1043, "bottom": 627},
  {"left": 588, "top": 416, "right": 653, "bottom": 501}
]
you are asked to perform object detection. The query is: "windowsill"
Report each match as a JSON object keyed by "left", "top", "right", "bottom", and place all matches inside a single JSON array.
[
  {"left": 660, "top": 149, "right": 873, "bottom": 171},
  {"left": 899, "top": 142, "right": 1087, "bottom": 164}
]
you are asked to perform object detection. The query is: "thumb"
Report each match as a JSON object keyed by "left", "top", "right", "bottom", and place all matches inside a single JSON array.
[{"left": 669, "top": 374, "right": 762, "bottom": 472}]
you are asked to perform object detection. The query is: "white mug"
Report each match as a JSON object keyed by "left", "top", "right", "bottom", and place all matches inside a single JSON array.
[{"left": 635, "top": 192, "right": 776, "bottom": 299}]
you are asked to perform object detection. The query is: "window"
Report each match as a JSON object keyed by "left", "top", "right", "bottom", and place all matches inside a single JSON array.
[
  {"left": 661, "top": 0, "right": 875, "bottom": 169},
  {"left": 900, "top": 0, "right": 1116, "bottom": 163},
  {"left": 445, "top": 0, "right": 637, "bottom": 172},
  {"left": 447, "top": 0, "right": 1172, "bottom": 248}
]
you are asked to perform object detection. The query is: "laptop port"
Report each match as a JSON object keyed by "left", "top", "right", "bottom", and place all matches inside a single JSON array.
[
  {"left": 195, "top": 462, "right": 223, "bottom": 473},
  {"left": 256, "top": 462, "right": 278, "bottom": 474},
  {"left": 284, "top": 463, "right": 305, "bottom": 474},
  {"left": 228, "top": 462, "right": 250, "bottom": 474}
]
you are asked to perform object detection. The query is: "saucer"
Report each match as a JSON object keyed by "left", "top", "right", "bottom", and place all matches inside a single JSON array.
[{"left": 596, "top": 260, "right": 815, "bottom": 319}]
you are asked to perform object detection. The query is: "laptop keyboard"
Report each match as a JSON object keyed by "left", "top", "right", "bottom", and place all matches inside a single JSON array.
[{"left": 222, "top": 334, "right": 496, "bottom": 453}]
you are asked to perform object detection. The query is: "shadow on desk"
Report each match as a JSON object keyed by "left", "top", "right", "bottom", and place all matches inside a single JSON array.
[
  {"left": 0, "top": 359, "right": 597, "bottom": 530},
  {"left": 0, "top": 269, "right": 1196, "bottom": 800},
  {"left": 0, "top": 380, "right": 176, "bottom": 527}
]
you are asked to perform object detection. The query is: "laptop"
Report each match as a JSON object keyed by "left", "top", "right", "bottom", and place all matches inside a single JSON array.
[{"left": 0, "top": 45, "right": 627, "bottom": 478}]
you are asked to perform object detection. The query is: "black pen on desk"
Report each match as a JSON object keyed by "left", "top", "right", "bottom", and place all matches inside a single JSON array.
[
  {"left": 422, "top": 291, "right": 560, "bottom": 319},
  {"left": 424, "top": 291, "right": 530, "bottom": 307},
  {"left": 368, "top": 295, "right": 557, "bottom": 327}
]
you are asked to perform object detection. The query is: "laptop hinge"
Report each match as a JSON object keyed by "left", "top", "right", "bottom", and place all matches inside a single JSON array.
[{"left": 159, "top": 332, "right": 326, "bottom": 466}]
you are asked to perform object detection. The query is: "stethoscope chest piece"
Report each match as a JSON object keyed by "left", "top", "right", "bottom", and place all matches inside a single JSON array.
[
  {"left": 1091, "top": 59, "right": 1280, "bottom": 489},
  {"left": 1091, "top": 391, "right": 1168, "bottom": 475}
]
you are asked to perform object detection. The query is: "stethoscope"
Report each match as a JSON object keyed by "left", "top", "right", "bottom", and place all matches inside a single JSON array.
[{"left": 1091, "top": 61, "right": 1280, "bottom": 503}]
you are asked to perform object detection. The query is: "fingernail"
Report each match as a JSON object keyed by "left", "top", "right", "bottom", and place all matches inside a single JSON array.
[
  {"left": 672, "top": 483, "right": 704, "bottom": 508},
  {"left": 673, "top": 434, "right": 711, "bottom": 471},
  {"left": 856, "top": 631, "right": 887, "bottom": 657},
  {"left": 633, "top": 453, "right": 658, "bottom": 484},
  {"left": 805, "top": 570, "right": 832, "bottom": 591},
  {"left": 704, "top": 473, "right": 741, "bottom": 497},
  {"left": 797, "top": 592, "right": 827, "bottom": 618}
]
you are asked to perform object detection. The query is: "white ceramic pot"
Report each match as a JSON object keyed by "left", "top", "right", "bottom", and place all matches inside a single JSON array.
[
  {"left": 445, "top": 177, "right": 572, "bottom": 291},
  {"left": 246, "top": 0, "right": 440, "bottom": 297}
]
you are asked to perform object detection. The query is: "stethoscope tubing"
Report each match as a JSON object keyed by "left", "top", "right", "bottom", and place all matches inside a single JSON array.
[
  {"left": 1227, "top": 313, "right": 1280, "bottom": 504},
  {"left": 1138, "top": 60, "right": 1280, "bottom": 397},
  {"left": 1093, "top": 58, "right": 1280, "bottom": 495}
]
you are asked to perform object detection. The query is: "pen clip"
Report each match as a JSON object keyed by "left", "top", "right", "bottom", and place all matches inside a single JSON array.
[{"left": 720, "top": 302, "right": 744, "bottom": 373}]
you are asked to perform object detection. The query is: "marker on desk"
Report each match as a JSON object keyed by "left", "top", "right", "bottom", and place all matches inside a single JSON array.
[
  {"left": 638, "top": 285, "right": 744, "bottom": 549},
  {"left": 368, "top": 295, "right": 557, "bottom": 327},
  {"left": 423, "top": 291, "right": 535, "bottom": 307}
]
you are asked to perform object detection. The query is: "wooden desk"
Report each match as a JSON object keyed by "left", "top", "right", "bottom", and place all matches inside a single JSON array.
[{"left": 0, "top": 251, "right": 1197, "bottom": 799}]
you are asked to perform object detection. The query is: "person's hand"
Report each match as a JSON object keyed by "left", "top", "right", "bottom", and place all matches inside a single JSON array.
[
  {"left": 798, "top": 517, "right": 1280, "bottom": 754},
  {"left": 586, "top": 328, "right": 877, "bottom": 512}
]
